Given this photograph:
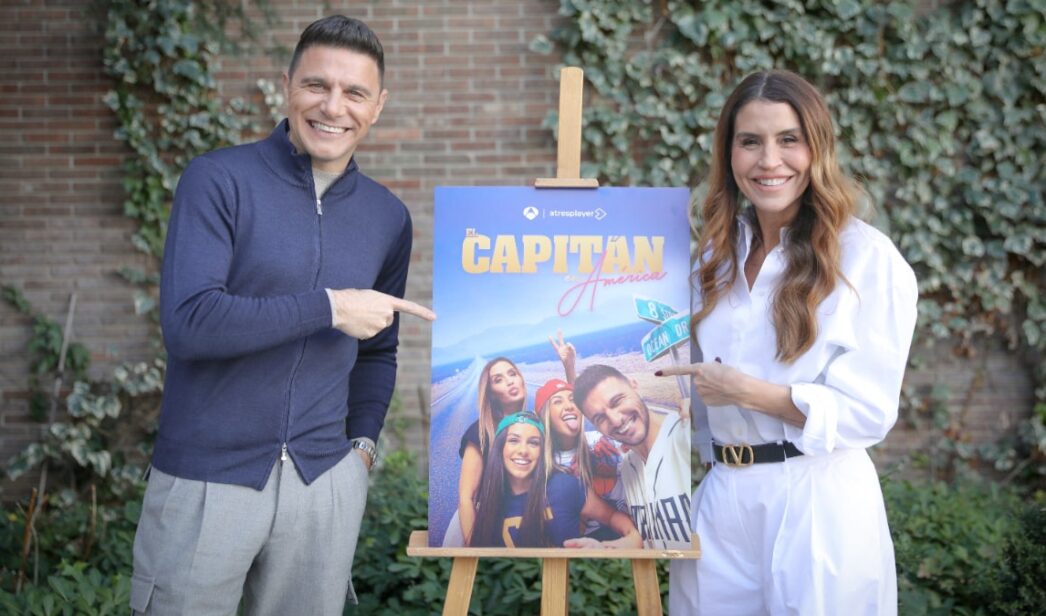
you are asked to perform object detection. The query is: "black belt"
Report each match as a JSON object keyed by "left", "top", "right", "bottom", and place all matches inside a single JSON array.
[{"left": 713, "top": 441, "right": 804, "bottom": 466}]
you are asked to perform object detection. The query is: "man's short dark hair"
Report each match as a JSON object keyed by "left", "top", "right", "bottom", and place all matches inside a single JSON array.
[
  {"left": 573, "top": 364, "right": 629, "bottom": 411},
  {"left": 289, "top": 15, "right": 385, "bottom": 82}
]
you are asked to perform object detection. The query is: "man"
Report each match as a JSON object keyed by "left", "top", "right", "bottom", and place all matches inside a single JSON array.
[
  {"left": 130, "top": 16, "right": 435, "bottom": 615},
  {"left": 572, "top": 364, "right": 691, "bottom": 549}
]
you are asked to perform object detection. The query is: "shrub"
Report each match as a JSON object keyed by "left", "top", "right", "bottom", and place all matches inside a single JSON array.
[
  {"left": 0, "top": 486, "right": 142, "bottom": 593},
  {"left": 981, "top": 505, "right": 1046, "bottom": 614},
  {"left": 884, "top": 477, "right": 1021, "bottom": 615},
  {"left": 0, "top": 561, "right": 130, "bottom": 616}
]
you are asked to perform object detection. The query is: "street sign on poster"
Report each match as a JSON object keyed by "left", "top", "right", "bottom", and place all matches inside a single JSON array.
[
  {"left": 640, "top": 313, "right": 690, "bottom": 362},
  {"left": 634, "top": 296, "right": 678, "bottom": 324}
]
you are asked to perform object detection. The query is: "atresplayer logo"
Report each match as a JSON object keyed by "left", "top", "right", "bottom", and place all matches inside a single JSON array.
[{"left": 521, "top": 205, "right": 609, "bottom": 221}]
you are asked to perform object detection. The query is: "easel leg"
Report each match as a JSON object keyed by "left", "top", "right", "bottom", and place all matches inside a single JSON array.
[
  {"left": 631, "top": 559, "right": 662, "bottom": 616},
  {"left": 541, "top": 557, "right": 570, "bottom": 616},
  {"left": 443, "top": 556, "right": 479, "bottom": 616}
]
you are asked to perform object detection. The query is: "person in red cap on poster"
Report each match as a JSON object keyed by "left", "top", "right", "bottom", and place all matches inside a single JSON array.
[{"left": 533, "top": 378, "right": 626, "bottom": 541}]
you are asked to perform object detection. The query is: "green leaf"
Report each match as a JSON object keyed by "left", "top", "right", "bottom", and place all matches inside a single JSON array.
[
  {"left": 898, "top": 81, "right": 931, "bottom": 103},
  {"left": 172, "top": 58, "right": 202, "bottom": 81},
  {"left": 833, "top": 0, "right": 862, "bottom": 20}
]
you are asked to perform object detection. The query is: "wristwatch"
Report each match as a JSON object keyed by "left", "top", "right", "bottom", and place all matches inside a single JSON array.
[{"left": 351, "top": 437, "right": 377, "bottom": 470}]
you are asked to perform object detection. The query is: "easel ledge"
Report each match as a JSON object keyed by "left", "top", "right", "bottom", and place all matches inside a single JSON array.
[
  {"left": 407, "top": 530, "right": 700, "bottom": 560},
  {"left": 407, "top": 531, "right": 700, "bottom": 616}
]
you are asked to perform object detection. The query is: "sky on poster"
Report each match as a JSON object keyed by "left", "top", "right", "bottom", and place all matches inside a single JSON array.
[{"left": 432, "top": 186, "right": 691, "bottom": 366}]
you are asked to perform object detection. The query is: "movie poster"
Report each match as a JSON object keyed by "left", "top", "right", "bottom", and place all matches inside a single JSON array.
[{"left": 429, "top": 187, "right": 692, "bottom": 550}]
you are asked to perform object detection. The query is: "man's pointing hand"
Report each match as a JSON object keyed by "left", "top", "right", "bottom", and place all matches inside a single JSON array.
[{"left": 330, "top": 289, "right": 436, "bottom": 340}]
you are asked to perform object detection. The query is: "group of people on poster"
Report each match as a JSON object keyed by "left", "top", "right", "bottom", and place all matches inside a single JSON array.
[
  {"left": 129, "top": 12, "right": 919, "bottom": 616},
  {"left": 442, "top": 337, "right": 692, "bottom": 551}
]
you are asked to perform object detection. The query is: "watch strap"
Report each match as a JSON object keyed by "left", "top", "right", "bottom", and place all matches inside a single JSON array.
[{"left": 351, "top": 437, "right": 377, "bottom": 469}]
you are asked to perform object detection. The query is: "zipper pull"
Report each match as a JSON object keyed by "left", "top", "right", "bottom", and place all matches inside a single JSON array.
[
  {"left": 280, "top": 443, "right": 289, "bottom": 462},
  {"left": 316, "top": 198, "right": 323, "bottom": 215}
]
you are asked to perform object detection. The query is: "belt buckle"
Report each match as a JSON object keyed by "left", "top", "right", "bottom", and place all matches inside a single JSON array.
[{"left": 722, "top": 443, "right": 754, "bottom": 467}]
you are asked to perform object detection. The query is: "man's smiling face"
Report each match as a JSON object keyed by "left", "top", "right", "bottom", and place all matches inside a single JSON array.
[
  {"left": 282, "top": 45, "right": 387, "bottom": 174},
  {"left": 578, "top": 376, "right": 650, "bottom": 447}
]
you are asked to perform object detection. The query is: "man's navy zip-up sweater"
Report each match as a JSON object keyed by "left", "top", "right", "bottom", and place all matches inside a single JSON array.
[{"left": 152, "top": 120, "right": 411, "bottom": 490}]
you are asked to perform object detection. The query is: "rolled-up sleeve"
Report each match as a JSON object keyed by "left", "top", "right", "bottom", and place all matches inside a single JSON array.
[{"left": 791, "top": 247, "right": 919, "bottom": 455}]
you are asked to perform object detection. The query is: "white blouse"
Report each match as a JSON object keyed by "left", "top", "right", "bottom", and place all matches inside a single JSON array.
[{"left": 693, "top": 216, "right": 918, "bottom": 456}]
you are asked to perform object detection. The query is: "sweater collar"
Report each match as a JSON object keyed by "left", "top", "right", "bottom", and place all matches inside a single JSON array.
[{"left": 259, "top": 119, "right": 359, "bottom": 196}]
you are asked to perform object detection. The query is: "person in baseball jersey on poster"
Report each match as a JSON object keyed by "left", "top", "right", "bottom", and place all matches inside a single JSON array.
[{"left": 572, "top": 364, "right": 692, "bottom": 550}]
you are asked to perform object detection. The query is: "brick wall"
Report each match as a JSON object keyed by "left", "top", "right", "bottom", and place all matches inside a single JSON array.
[
  {"left": 0, "top": 1, "right": 155, "bottom": 497},
  {"left": 876, "top": 338, "right": 1036, "bottom": 475},
  {"left": 0, "top": 0, "right": 1036, "bottom": 499}
]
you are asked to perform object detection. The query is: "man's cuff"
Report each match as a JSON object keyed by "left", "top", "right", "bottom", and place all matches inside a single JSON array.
[{"left": 325, "top": 288, "right": 337, "bottom": 327}]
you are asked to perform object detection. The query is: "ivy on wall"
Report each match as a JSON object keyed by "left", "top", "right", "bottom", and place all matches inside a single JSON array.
[
  {"left": 101, "top": 0, "right": 265, "bottom": 270},
  {"left": 4, "top": 0, "right": 271, "bottom": 500},
  {"left": 535, "top": 0, "right": 1046, "bottom": 405},
  {"left": 0, "top": 287, "right": 89, "bottom": 421},
  {"left": 4, "top": 0, "right": 260, "bottom": 494}
]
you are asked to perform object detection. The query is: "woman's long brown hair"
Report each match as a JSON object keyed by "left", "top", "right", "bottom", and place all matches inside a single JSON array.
[
  {"left": 691, "top": 70, "right": 856, "bottom": 362},
  {"left": 471, "top": 422, "right": 550, "bottom": 547}
]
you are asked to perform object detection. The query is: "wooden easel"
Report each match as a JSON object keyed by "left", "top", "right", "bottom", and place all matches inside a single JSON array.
[
  {"left": 406, "top": 530, "right": 700, "bottom": 615},
  {"left": 533, "top": 67, "right": 599, "bottom": 189},
  {"left": 409, "top": 67, "right": 701, "bottom": 614}
]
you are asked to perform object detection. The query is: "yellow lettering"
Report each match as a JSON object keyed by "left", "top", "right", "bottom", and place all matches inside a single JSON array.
[
  {"left": 462, "top": 233, "right": 664, "bottom": 275},
  {"left": 521, "top": 235, "right": 552, "bottom": 273},
  {"left": 502, "top": 516, "right": 522, "bottom": 548},
  {"left": 602, "top": 236, "right": 631, "bottom": 273},
  {"left": 570, "top": 236, "right": 603, "bottom": 273},
  {"left": 633, "top": 236, "right": 664, "bottom": 273},
  {"left": 462, "top": 234, "right": 490, "bottom": 273},
  {"left": 552, "top": 235, "right": 569, "bottom": 273},
  {"left": 490, "top": 235, "right": 521, "bottom": 273}
]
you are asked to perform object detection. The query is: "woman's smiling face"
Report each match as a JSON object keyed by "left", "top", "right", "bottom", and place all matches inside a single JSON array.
[
  {"left": 731, "top": 100, "right": 811, "bottom": 227},
  {"left": 502, "top": 423, "right": 542, "bottom": 493},
  {"left": 548, "top": 390, "right": 581, "bottom": 439}
]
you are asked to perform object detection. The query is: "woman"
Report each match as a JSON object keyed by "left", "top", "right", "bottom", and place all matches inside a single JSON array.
[
  {"left": 533, "top": 378, "right": 624, "bottom": 540},
  {"left": 470, "top": 412, "right": 640, "bottom": 549},
  {"left": 661, "top": 70, "right": 918, "bottom": 615},
  {"left": 448, "top": 356, "right": 527, "bottom": 546},
  {"left": 449, "top": 334, "right": 576, "bottom": 546}
]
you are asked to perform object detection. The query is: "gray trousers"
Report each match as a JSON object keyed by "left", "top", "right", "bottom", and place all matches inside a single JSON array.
[{"left": 130, "top": 451, "right": 369, "bottom": 616}]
